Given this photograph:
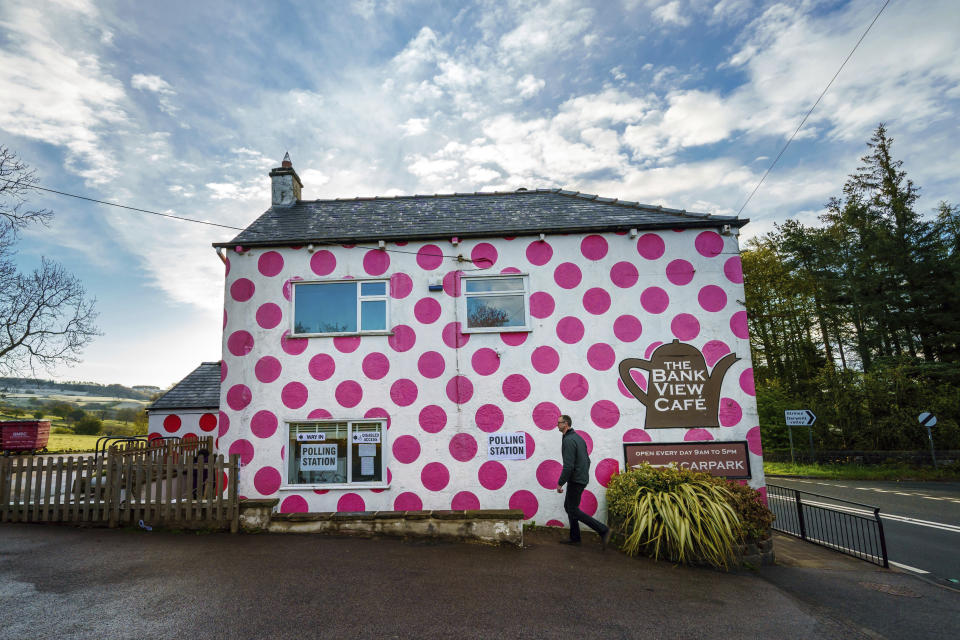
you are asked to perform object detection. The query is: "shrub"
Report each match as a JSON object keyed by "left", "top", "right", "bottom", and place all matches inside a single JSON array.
[
  {"left": 723, "top": 481, "right": 774, "bottom": 544},
  {"left": 606, "top": 464, "right": 740, "bottom": 569},
  {"left": 73, "top": 415, "right": 102, "bottom": 435}
]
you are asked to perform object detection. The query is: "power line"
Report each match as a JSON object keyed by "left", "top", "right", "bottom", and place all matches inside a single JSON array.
[{"left": 736, "top": 0, "right": 892, "bottom": 217}]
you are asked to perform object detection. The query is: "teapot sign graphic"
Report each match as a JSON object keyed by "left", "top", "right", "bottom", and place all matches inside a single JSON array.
[{"left": 618, "top": 340, "right": 739, "bottom": 428}]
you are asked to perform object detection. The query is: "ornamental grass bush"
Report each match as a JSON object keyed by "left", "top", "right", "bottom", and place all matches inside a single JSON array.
[{"left": 606, "top": 464, "right": 741, "bottom": 569}]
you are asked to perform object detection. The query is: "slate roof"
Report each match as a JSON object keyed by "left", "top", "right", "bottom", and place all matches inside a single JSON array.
[
  {"left": 148, "top": 362, "right": 221, "bottom": 411},
  {"left": 214, "top": 188, "right": 747, "bottom": 248}
]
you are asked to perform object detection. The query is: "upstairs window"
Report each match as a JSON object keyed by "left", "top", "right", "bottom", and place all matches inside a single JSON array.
[
  {"left": 460, "top": 274, "right": 530, "bottom": 333},
  {"left": 292, "top": 280, "right": 388, "bottom": 336}
]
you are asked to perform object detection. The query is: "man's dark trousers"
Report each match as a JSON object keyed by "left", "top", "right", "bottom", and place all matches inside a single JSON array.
[{"left": 564, "top": 482, "right": 607, "bottom": 542}]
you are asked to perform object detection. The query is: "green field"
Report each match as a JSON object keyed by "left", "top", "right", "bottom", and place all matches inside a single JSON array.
[
  {"left": 0, "top": 409, "right": 145, "bottom": 452},
  {"left": 45, "top": 433, "right": 102, "bottom": 453}
]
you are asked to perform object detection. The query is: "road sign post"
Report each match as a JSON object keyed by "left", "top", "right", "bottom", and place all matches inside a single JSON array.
[
  {"left": 785, "top": 410, "right": 817, "bottom": 464},
  {"left": 918, "top": 412, "right": 938, "bottom": 469}
]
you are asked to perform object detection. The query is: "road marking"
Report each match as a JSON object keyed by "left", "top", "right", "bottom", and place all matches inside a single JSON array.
[
  {"left": 768, "top": 496, "right": 960, "bottom": 533},
  {"left": 889, "top": 561, "right": 930, "bottom": 574}
]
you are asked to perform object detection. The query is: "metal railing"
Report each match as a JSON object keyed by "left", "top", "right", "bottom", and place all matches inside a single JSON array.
[{"left": 767, "top": 483, "right": 889, "bottom": 568}]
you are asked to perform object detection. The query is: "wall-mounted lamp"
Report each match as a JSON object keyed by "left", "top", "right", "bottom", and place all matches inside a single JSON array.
[
  {"left": 378, "top": 240, "right": 386, "bottom": 250},
  {"left": 629, "top": 228, "right": 638, "bottom": 238},
  {"left": 307, "top": 243, "right": 315, "bottom": 253},
  {"left": 538, "top": 233, "right": 546, "bottom": 242}
]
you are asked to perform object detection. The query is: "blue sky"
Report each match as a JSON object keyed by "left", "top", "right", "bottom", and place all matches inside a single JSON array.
[{"left": 1, "top": 0, "right": 958, "bottom": 388}]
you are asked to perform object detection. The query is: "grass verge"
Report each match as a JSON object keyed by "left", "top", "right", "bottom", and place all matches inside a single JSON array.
[{"left": 764, "top": 461, "right": 960, "bottom": 482}]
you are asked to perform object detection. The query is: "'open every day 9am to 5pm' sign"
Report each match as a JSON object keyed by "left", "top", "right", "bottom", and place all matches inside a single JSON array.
[{"left": 623, "top": 441, "right": 751, "bottom": 479}]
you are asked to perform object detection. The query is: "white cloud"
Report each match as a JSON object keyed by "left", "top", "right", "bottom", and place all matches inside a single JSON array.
[
  {"left": 400, "top": 117, "right": 429, "bottom": 136},
  {"left": 131, "top": 73, "right": 173, "bottom": 94},
  {"left": 516, "top": 74, "right": 545, "bottom": 98},
  {"left": 652, "top": 1, "right": 690, "bottom": 27}
]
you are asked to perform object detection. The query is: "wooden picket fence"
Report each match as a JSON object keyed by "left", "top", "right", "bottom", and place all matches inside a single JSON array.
[{"left": 0, "top": 437, "right": 239, "bottom": 531}]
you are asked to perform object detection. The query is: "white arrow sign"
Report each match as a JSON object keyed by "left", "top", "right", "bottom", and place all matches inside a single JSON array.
[
  {"left": 785, "top": 410, "right": 817, "bottom": 426},
  {"left": 918, "top": 412, "right": 937, "bottom": 428}
]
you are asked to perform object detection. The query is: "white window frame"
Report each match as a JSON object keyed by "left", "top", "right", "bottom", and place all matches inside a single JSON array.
[
  {"left": 291, "top": 278, "right": 390, "bottom": 337},
  {"left": 459, "top": 273, "right": 532, "bottom": 334},
  {"left": 281, "top": 419, "right": 389, "bottom": 490}
]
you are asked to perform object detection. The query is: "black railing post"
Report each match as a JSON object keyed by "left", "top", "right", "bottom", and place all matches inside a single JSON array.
[
  {"left": 794, "top": 490, "right": 806, "bottom": 540},
  {"left": 874, "top": 507, "right": 889, "bottom": 568}
]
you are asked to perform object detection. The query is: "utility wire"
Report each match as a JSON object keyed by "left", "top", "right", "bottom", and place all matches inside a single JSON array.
[{"left": 736, "top": 0, "right": 892, "bottom": 217}]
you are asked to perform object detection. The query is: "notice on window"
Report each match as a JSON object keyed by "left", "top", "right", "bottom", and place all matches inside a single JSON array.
[
  {"left": 358, "top": 444, "right": 377, "bottom": 457},
  {"left": 487, "top": 432, "right": 526, "bottom": 460},
  {"left": 300, "top": 444, "right": 338, "bottom": 471},
  {"left": 296, "top": 433, "right": 326, "bottom": 442},
  {"left": 360, "top": 456, "right": 375, "bottom": 475},
  {"left": 352, "top": 432, "right": 381, "bottom": 444}
]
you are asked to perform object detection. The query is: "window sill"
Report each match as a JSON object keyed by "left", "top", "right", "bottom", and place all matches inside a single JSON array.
[
  {"left": 289, "top": 331, "right": 393, "bottom": 339},
  {"left": 460, "top": 327, "right": 533, "bottom": 335},
  {"left": 280, "top": 483, "right": 390, "bottom": 491}
]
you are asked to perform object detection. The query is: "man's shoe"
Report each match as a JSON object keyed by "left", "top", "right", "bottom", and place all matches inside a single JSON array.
[
  {"left": 601, "top": 528, "right": 612, "bottom": 551},
  {"left": 559, "top": 539, "right": 581, "bottom": 545}
]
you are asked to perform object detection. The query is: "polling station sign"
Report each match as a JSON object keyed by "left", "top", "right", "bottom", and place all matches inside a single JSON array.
[
  {"left": 300, "top": 443, "right": 338, "bottom": 471},
  {"left": 623, "top": 441, "right": 751, "bottom": 479},
  {"left": 487, "top": 432, "right": 527, "bottom": 460}
]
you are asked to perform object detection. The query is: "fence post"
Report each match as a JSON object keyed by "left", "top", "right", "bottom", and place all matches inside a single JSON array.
[
  {"left": 874, "top": 507, "right": 889, "bottom": 568},
  {"left": 794, "top": 489, "right": 807, "bottom": 540}
]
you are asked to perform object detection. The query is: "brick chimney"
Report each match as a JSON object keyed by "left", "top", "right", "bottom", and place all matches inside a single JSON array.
[{"left": 269, "top": 152, "right": 303, "bottom": 205}]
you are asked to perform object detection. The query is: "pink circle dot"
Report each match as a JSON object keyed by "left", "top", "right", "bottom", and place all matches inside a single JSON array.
[
  {"left": 308, "top": 353, "right": 336, "bottom": 381},
  {"left": 556, "top": 316, "right": 584, "bottom": 344},
  {"left": 475, "top": 404, "right": 504, "bottom": 433},
  {"left": 501, "top": 266, "right": 521, "bottom": 274},
  {"left": 256, "top": 303, "right": 283, "bottom": 329},
  {"left": 698, "top": 285, "right": 727, "bottom": 312},
  {"left": 251, "top": 410, "right": 278, "bottom": 438},
  {"left": 587, "top": 343, "right": 615, "bottom": 370},
  {"left": 446, "top": 375, "right": 474, "bottom": 404},
  {"left": 392, "top": 435, "right": 421, "bottom": 464},
  {"left": 442, "top": 270, "right": 461, "bottom": 297},
  {"left": 613, "top": 315, "right": 643, "bottom": 342},
  {"left": 695, "top": 231, "right": 724, "bottom": 258},
  {"left": 421, "top": 462, "right": 450, "bottom": 491},
  {"left": 746, "top": 426, "right": 763, "bottom": 456},
  {"left": 523, "top": 431, "right": 536, "bottom": 459},
  {"left": 163, "top": 414, "right": 181, "bottom": 433},
  {"left": 532, "top": 402, "right": 560, "bottom": 430},
  {"left": 364, "top": 407, "right": 391, "bottom": 429},
  {"left": 452, "top": 491, "right": 480, "bottom": 510},
  {"left": 536, "top": 460, "right": 562, "bottom": 489},
  {"left": 471, "top": 348, "right": 500, "bottom": 375},
  {"left": 307, "top": 409, "right": 332, "bottom": 419},
  {"left": 362, "top": 352, "right": 390, "bottom": 380},
  {"left": 310, "top": 250, "right": 336, "bottom": 276},
  {"left": 280, "top": 495, "right": 308, "bottom": 513},
  {"left": 449, "top": 433, "right": 478, "bottom": 462},
  {"left": 560, "top": 373, "right": 589, "bottom": 401},
  {"left": 583, "top": 288, "right": 611, "bottom": 315},
  {"left": 526, "top": 240, "right": 553, "bottom": 266},
  {"left": 724, "top": 256, "right": 743, "bottom": 283},
  {"left": 637, "top": 234, "right": 665, "bottom": 260},
  {"left": 253, "top": 466, "right": 281, "bottom": 495},
  {"left": 390, "top": 273, "right": 413, "bottom": 299},
  {"left": 416, "top": 244, "right": 444, "bottom": 270},
  {"left": 595, "top": 458, "right": 620, "bottom": 487},
  {"left": 388, "top": 324, "right": 416, "bottom": 352},
  {"left": 546, "top": 520, "right": 564, "bottom": 527},
  {"left": 199, "top": 413, "right": 217, "bottom": 432},
  {"left": 218, "top": 411, "right": 230, "bottom": 437},
  {"left": 442, "top": 322, "right": 469, "bottom": 348},
  {"left": 617, "top": 369, "right": 648, "bottom": 398},
  {"left": 227, "top": 330, "right": 254, "bottom": 357},
  {"left": 531, "top": 346, "right": 559, "bottom": 374},
  {"left": 730, "top": 311, "right": 749, "bottom": 339},
  {"left": 580, "top": 489, "right": 598, "bottom": 516},
  {"left": 226, "top": 384, "right": 252, "bottom": 411},
  {"left": 579, "top": 430, "right": 594, "bottom": 455},
  {"left": 394, "top": 492, "right": 423, "bottom": 511},
  {"left": 644, "top": 341, "right": 664, "bottom": 359},
  {"left": 258, "top": 251, "right": 284, "bottom": 277},
  {"left": 529, "top": 292, "right": 555, "bottom": 318},
  {"left": 471, "top": 243, "right": 498, "bottom": 269},
  {"left": 337, "top": 494, "right": 365, "bottom": 512},
  {"left": 255, "top": 356, "right": 282, "bottom": 383},
  {"left": 363, "top": 249, "right": 390, "bottom": 276},
  {"left": 671, "top": 313, "right": 700, "bottom": 340},
  {"left": 580, "top": 235, "right": 608, "bottom": 261},
  {"left": 281, "top": 331, "right": 308, "bottom": 356},
  {"left": 282, "top": 382, "right": 308, "bottom": 409},
  {"left": 685, "top": 428, "right": 713, "bottom": 441},
  {"left": 610, "top": 261, "right": 639, "bottom": 288},
  {"left": 334, "top": 336, "right": 361, "bottom": 353},
  {"left": 417, "top": 351, "right": 446, "bottom": 378},
  {"left": 502, "top": 374, "right": 531, "bottom": 402},
  {"left": 666, "top": 259, "right": 695, "bottom": 285},
  {"left": 640, "top": 287, "right": 669, "bottom": 314},
  {"left": 230, "top": 278, "right": 255, "bottom": 302},
  {"left": 554, "top": 262, "right": 582, "bottom": 289},
  {"left": 391, "top": 379, "right": 419, "bottom": 406},
  {"left": 509, "top": 490, "right": 538, "bottom": 520},
  {"left": 282, "top": 276, "right": 303, "bottom": 302},
  {"left": 500, "top": 332, "right": 527, "bottom": 346},
  {"left": 478, "top": 461, "right": 507, "bottom": 490},
  {"left": 719, "top": 398, "right": 742, "bottom": 427},
  {"left": 419, "top": 405, "right": 447, "bottom": 433},
  {"left": 414, "top": 297, "right": 442, "bottom": 324},
  {"left": 702, "top": 340, "right": 731, "bottom": 367},
  {"left": 220, "top": 360, "right": 227, "bottom": 382},
  {"left": 740, "top": 368, "right": 755, "bottom": 396},
  {"left": 335, "top": 380, "right": 362, "bottom": 408},
  {"left": 590, "top": 400, "right": 620, "bottom": 429},
  {"left": 228, "top": 439, "right": 255, "bottom": 466},
  {"left": 623, "top": 428, "right": 652, "bottom": 442}
]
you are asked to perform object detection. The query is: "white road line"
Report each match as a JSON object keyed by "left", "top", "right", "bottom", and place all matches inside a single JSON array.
[
  {"left": 889, "top": 561, "right": 931, "bottom": 574},
  {"left": 768, "top": 496, "right": 960, "bottom": 533}
]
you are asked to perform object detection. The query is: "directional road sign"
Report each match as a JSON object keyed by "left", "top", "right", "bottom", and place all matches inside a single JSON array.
[
  {"left": 918, "top": 412, "right": 937, "bottom": 428},
  {"left": 785, "top": 409, "right": 817, "bottom": 426}
]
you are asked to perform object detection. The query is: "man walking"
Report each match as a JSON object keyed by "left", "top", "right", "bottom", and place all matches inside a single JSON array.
[{"left": 556, "top": 414, "right": 612, "bottom": 548}]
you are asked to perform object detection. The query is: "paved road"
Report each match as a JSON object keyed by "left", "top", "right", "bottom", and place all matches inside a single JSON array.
[{"left": 768, "top": 477, "right": 960, "bottom": 583}]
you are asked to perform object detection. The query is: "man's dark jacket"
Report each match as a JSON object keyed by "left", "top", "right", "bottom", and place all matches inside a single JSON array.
[{"left": 557, "top": 429, "right": 590, "bottom": 487}]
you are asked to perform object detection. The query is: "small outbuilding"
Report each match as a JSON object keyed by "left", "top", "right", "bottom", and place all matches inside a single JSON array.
[{"left": 146, "top": 362, "right": 221, "bottom": 442}]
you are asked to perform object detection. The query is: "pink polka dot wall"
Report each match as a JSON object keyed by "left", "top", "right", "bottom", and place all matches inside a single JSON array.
[
  {"left": 147, "top": 411, "right": 219, "bottom": 443},
  {"left": 218, "top": 230, "right": 764, "bottom": 521}
]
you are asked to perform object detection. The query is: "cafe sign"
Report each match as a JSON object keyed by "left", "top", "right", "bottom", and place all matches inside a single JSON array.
[{"left": 623, "top": 441, "right": 751, "bottom": 479}]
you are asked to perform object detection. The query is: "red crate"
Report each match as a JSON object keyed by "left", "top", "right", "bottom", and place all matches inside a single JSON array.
[{"left": 1, "top": 420, "right": 51, "bottom": 452}]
